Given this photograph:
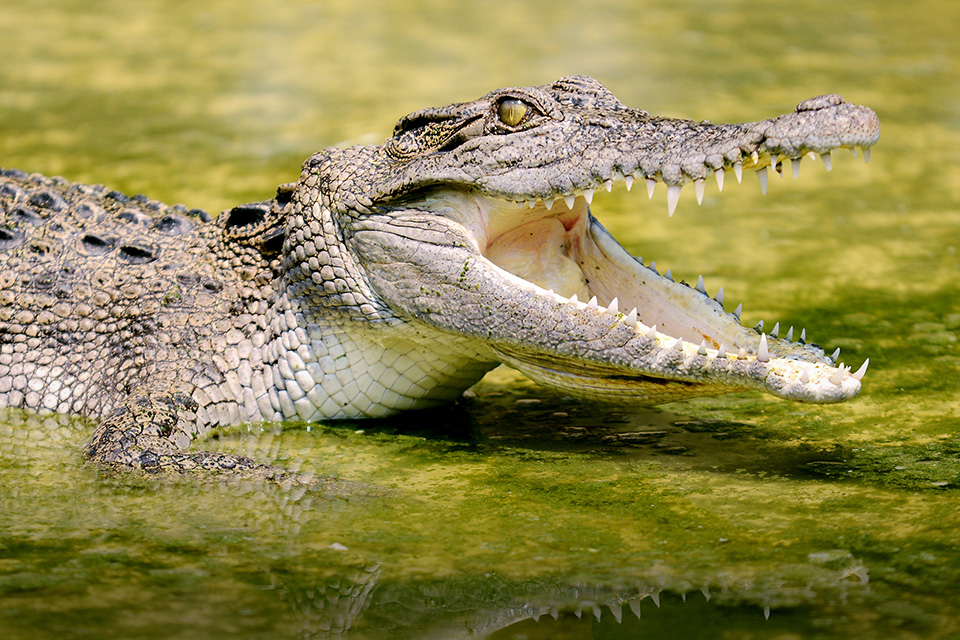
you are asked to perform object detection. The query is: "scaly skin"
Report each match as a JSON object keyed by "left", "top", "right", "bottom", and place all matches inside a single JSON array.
[{"left": 0, "top": 76, "right": 879, "bottom": 472}]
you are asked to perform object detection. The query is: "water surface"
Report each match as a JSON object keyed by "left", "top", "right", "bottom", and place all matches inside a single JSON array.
[{"left": 1, "top": 1, "right": 958, "bottom": 638}]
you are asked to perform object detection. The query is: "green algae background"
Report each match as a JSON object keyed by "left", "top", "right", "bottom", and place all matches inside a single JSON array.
[{"left": 1, "top": 0, "right": 958, "bottom": 638}]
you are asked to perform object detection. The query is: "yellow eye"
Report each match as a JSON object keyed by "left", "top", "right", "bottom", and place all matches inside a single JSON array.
[{"left": 497, "top": 98, "right": 529, "bottom": 127}]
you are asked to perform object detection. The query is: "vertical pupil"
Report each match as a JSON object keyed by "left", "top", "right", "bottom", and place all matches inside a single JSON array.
[{"left": 498, "top": 99, "right": 527, "bottom": 126}]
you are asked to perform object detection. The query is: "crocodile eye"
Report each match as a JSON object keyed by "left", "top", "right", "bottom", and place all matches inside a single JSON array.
[{"left": 497, "top": 98, "right": 529, "bottom": 127}]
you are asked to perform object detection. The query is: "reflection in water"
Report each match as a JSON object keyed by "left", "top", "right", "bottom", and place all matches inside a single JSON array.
[{"left": 1, "top": 407, "right": 877, "bottom": 640}]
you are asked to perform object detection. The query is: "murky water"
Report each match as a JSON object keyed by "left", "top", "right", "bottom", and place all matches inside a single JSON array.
[{"left": 1, "top": 0, "right": 959, "bottom": 638}]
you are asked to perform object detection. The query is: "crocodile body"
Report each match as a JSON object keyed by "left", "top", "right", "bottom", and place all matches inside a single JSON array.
[{"left": 0, "top": 76, "right": 879, "bottom": 472}]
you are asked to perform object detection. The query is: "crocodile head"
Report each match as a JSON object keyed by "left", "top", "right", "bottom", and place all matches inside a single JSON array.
[{"left": 292, "top": 76, "right": 879, "bottom": 412}]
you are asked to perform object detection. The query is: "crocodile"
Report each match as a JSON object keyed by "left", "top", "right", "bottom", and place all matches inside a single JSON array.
[{"left": 0, "top": 76, "right": 879, "bottom": 472}]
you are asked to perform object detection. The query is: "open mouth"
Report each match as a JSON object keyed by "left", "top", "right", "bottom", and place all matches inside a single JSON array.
[{"left": 460, "top": 156, "right": 869, "bottom": 403}]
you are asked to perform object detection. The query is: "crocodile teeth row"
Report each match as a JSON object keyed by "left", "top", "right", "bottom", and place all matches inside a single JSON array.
[
  {"left": 537, "top": 281, "right": 869, "bottom": 382},
  {"left": 516, "top": 145, "right": 872, "bottom": 217}
]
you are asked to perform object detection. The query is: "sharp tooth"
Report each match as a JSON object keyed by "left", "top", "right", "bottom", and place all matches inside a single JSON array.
[
  {"left": 714, "top": 168, "right": 724, "bottom": 191},
  {"left": 647, "top": 324, "right": 657, "bottom": 339},
  {"left": 831, "top": 347, "right": 841, "bottom": 361},
  {"left": 739, "top": 347, "right": 747, "bottom": 358},
  {"left": 758, "top": 334, "right": 770, "bottom": 362},
  {"left": 821, "top": 152, "right": 833, "bottom": 171},
  {"left": 850, "top": 147, "right": 858, "bottom": 158},
  {"left": 695, "top": 274, "right": 706, "bottom": 293},
  {"left": 863, "top": 148, "right": 871, "bottom": 163},
  {"left": 626, "top": 307, "right": 637, "bottom": 325},
  {"left": 673, "top": 338, "right": 684, "bottom": 352},
  {"left": 564, "top": 195, "right": 576, "bottom": 209},
  {"left": 587, "top": 296, "right": 599, "bottom": 309},
  {"left": 792, "top": 158, "right": 801, "bottom": 179},
  {"left": 786, "top": 326, "right": 794, "bottom": 342},
  {"left": 667, "top": 185, "right": 681, "bottom": 217},
  {"left": 755, "top": 320, "right": 764, "bottom": 332},
  {"left": 609, "top": 602, "right": 623, "bottom": 624},
  {"left": 800, "top": 328, "right": 807, "bottom": 342},
  {"left": 545, "top": 198, "right": 555, "bottom": 210},
  {"left": 829, "top": 368, "right": 844, "bottom": 385},
  {"left": 646, "top": 178, "right": 656, "bottom": 199},
  {"left": 852, "top": 358, "right": 869, "bottom": 381},
  {"left": 528, "top": 200, "right": 538, "bottom": 208},
  {"left": 695, "top": 179, "right": 705, "bottom": 204},
  {"left": 625, "top": 175, "right": 634, "bottom": 191},
  {"left": 751, "top": 150, "right": 759, "bottom": 165},
  {"left": 715, "top": 286, "right": 724, "bottom": 306},
  {"left": 800, "top": 368, "right": 810, "bottom": 384},
  {"left": 718, "top": 343, "right": 727, "bottom": 358},
  {"left": 734, "top": 162, "right": 743, "bottom": 183},
  {"left": 698, "top": 340, "right": 708, "bottom": 355},
  {"left": 608, "top": 297, "right": 619, "bottom": 314},
  {"left": 583, "top": 189, "right": 594, "bottom": 204},
  {"left": 604, "top": 179, "right": 613, "bottom": 192},
  {"left": 733, "top": 303, "right": 742, "bottom": 320},
  {"left": 772, "top": 155, "right": 783, "bottom": 175},
  {"left": 771, "top": 321, "right": 779, "bottom": 338},
  {"left": 807, "top": 151, "right": 817, "bottom": 161},
  {"left": 664, "top": 268, "right": 673, "bottom": 281},
  {"left": 570, "top": 294, "right": 579, "bottom": 303},
  {"left": 757, "top": 167, "right": 768, "bottom": 195},
  {"left": 649, "top": 260, "right": 657, "bottom": 274}
]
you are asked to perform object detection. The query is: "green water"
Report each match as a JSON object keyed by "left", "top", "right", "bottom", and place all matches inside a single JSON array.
[{"left": 1, "top": 0, "right": 958, "bottom": 638}]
